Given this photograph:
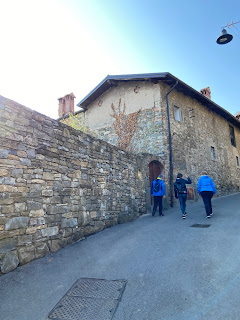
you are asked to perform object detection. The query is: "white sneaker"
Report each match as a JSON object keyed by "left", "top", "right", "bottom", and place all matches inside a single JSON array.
[{"left": 210, "top": 213, "right": 213, "bottom": 216}]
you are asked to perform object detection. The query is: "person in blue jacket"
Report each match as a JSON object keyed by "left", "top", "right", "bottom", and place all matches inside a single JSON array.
[
  {"left": 151, "top": 174, "right": 166, "bottom": 216},
  {"left": 174, "top": 173, "right": 192, "bottom": 219},
  {"left": 197, "top": 171, "right": 217, "bottom": 218}
]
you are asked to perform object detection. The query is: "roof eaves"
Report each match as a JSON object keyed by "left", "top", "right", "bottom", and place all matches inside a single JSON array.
[
  {"left": 77, "top": 75, "right": 110, "bottom": 108},
  {"left": 105, "top": 72, "right": 169, "bottom": 81}
]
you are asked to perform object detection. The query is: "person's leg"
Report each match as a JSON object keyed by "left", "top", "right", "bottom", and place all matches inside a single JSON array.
[
  {"left": 158, "top": 196, "right": 163, "bottom": 216},
  {"left": 182, "top": 194, "right": 187, "bottom": 214},
  {"left": 152, "top": 196, "right": 158, "bottom": 216},
  {"left": 178, "top": 194, "right": 185, "bottom": 215},
  {"left": 205, "top": 191, "right": 213, "bottom": 215},
  {"left": 201, "top": 192, "right": 211, "bottom": 216},
  {"left": 209, "top": 192, "right": 214, "bottom": 214}
]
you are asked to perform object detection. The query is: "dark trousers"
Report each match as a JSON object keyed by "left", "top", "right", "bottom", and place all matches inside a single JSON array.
[
  {"left": 152, "top": 196, "right": 163, "bottom": 215},
  {"left": 178, "top": 193, "right": 187, "bottom": 214},
  {"left": 201, "top": 191, "right": 214, "bottom": 216}
]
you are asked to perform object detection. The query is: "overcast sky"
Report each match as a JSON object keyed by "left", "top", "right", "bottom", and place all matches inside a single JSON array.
[{"left": 1, "top": 0, "right": 240, "bottom": 119}]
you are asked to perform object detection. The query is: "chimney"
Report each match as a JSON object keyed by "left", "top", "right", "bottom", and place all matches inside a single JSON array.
[
  {"left": 200, "top": 87, "right": 211, "bottom": 99},
  {"left": 234, "top": 112, "right": 240, "bottom": 120},
  {"left": 58, "top": 92, "right": 76, "bottom": 117}
]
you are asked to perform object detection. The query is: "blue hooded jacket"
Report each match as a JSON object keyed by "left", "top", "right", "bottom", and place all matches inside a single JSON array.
[
  {"left": 151, "top": 178, "right": 166, "bottom": 196},
  {"left": 197, "top": 175, "right": 216, "bottom": 194}
]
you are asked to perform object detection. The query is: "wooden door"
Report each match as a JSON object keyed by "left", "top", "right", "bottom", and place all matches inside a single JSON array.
[{"left": 149, "top": 160, "right": 164, "bottom": 205}]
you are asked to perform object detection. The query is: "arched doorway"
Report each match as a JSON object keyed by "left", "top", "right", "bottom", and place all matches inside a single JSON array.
[
  {"left": 149, "top": 160, "right": 164, "bottom": 187},
  {"left": 148, "top": 160, "right": 164, "bottom": 207}
]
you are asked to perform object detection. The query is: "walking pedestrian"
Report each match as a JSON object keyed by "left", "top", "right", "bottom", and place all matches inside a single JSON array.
[
  {"left": 174, "top": 173, "right": 192, "bottom": 219},
  {"left": 151, "top": 174, "right": 166, "bottom": 216},
  {"left": 197, "top": 171, "right": 216, "bottom": 218}
]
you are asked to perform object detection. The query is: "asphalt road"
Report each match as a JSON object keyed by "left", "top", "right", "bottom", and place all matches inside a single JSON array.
[{"left": 1, "top": 193, "right": 240, "bottom": 320}]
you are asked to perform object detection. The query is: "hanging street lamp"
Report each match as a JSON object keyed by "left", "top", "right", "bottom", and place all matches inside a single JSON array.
[
  {"left": 216, "top": 21, "right": 240, "bottom": 45},
  {"left": 216, "top": 28, "right": 233, "bottom": 44}
]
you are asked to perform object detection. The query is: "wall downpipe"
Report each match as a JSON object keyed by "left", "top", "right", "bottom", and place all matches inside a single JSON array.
[{"left": 166, "top": 80, "right": 178, "bottom": 207}]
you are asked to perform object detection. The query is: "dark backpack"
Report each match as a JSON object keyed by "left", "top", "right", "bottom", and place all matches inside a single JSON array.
[
  {"left": 176, "top": 182, "right": 184, "bottom": 193},
  {"left": 153, "top": 179, "right": 161, "bottom": 193}
]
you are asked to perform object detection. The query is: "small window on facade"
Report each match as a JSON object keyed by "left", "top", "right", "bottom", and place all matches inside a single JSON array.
[
  {"left": 174, "top": 106, "right": 182, "bottom": 121},
  {"left": 229, "top": 125, "right": 236, "bottom": 147},
  {"left": 211, "top": 146, "right": 216, "bottom": 160},
  {"left": 236, "top": 156, "right": 239, "bottom": 167}
]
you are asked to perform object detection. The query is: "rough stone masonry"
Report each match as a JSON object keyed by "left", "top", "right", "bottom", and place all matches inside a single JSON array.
[{"left": 0, "top": 95, "right": 156, "bottom": 274}]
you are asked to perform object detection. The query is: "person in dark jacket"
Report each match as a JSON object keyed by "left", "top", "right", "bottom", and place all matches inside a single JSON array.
[
  {"left": 174, "top": 173, "right": 191, "bottom": 219},
  {"left": 151, "top": 174, "right": 166, "bottom": 216},
  {"left": 197, "top": 171, "right": 216, "bottom": 218}
]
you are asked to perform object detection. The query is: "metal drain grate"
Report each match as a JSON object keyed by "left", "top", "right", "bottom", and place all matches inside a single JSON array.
[
  {"left": 48, "top": 296, "right": 118, "bottom": 320},
  {"left": 48, "top": 278, "right": 127, "bottom": 320},
  {"left": 68, "top": 278, "right": 126, "bottom": 300},
  {"left": 191, "top": 224, "right": 211, "bottom": 228}
]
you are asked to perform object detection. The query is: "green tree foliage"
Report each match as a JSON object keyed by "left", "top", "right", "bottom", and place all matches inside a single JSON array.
[{"left": 60, "top": 113, "right": 95, "bottom": 135}]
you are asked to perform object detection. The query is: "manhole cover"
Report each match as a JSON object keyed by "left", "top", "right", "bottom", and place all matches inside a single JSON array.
[
  {"left": 191, "top": 224, "right": 211, "bottom": 228},
  {"left": 48, "top": 278, "right": 127, "bottom": 320},
  {"left": 68, "top": 278, "right": 126, "bottom": 300}
]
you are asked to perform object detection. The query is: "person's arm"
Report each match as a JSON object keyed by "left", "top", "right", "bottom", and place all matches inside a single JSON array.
[
  {"left": 162, "top": 181, "right": 166, "bottom": 198},
  {"left": 197, "top": 178, "right": 201, "bottom": 194},
  {"left": 174, "top": 183, "right": 178, "bottom": 199},
  {"left": 151, "top": 182, "right": 153, "bottom": 195},
  {"left": 211, "top": 179, "right": 216, "bottom": 194},
  {"left": 184, "top": 175, "right": 191, "bottom": 184}
]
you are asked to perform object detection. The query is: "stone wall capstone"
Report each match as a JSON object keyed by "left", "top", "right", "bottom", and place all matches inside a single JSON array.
[{"left": 0, "top": 95, "right": 151, "bottom": 274}]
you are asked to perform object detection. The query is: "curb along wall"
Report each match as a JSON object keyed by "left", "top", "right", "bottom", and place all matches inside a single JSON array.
[{"left": 0, "top": 97, "right": 150, "bottom": 274}]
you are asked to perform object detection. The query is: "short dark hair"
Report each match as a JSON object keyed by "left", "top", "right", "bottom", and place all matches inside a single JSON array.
[{"left": 177, "top": 173, "right": 183, "bottom": 178}]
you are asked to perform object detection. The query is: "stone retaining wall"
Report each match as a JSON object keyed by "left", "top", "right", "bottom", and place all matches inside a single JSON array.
[{"left": 0, "top": 96, "right": 151, "bottom": 274}]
